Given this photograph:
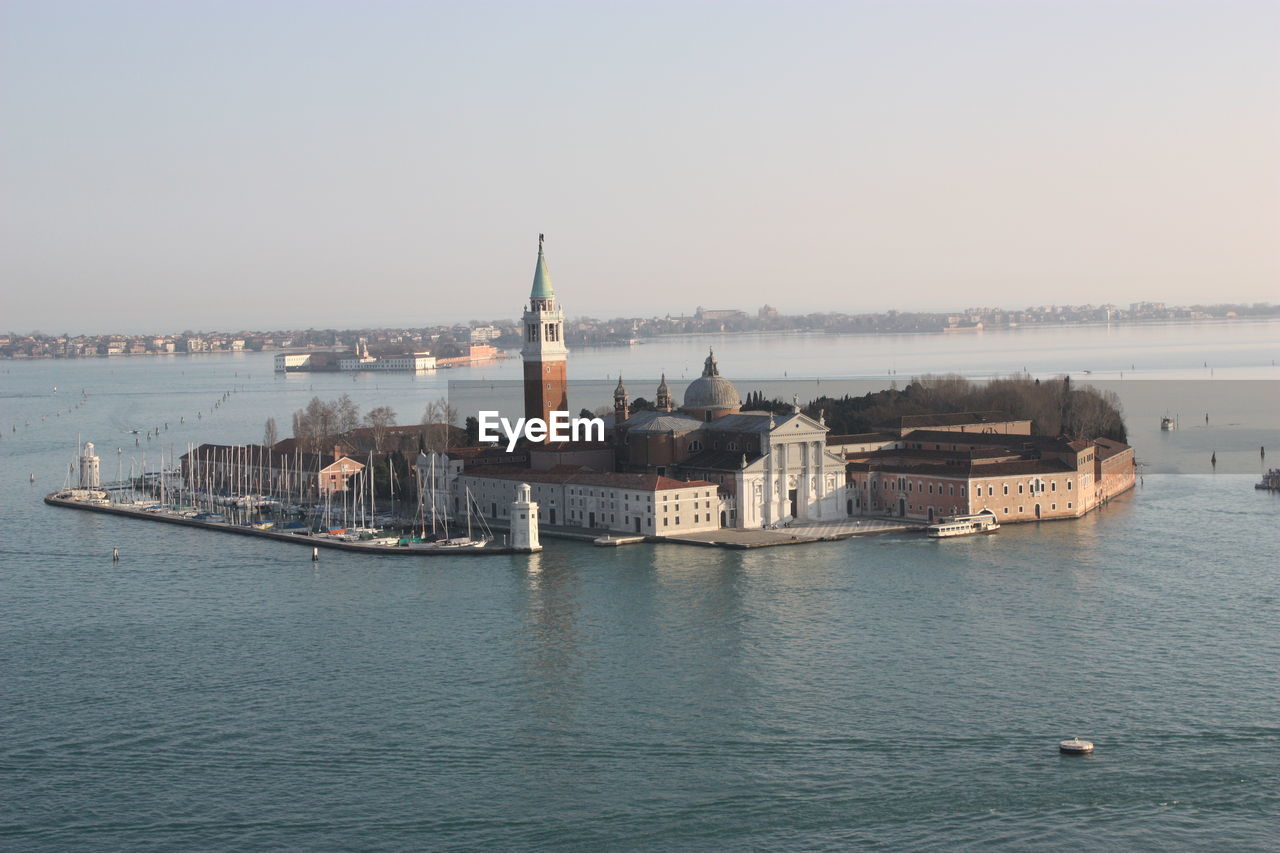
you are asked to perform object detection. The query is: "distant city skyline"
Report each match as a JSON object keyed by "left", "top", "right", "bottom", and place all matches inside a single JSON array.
[{"left": 4, "top": 1, "right": 1277, "bottom": 333}]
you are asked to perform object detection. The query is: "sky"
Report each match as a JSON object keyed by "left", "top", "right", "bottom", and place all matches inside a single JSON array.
[{"left": 2, "top": 0, "right": 1277, "bottom": 334}]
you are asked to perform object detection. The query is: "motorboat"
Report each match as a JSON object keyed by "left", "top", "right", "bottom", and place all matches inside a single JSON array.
[{"left": 926, "top": 509, "right": 1000, "bottom": 538}]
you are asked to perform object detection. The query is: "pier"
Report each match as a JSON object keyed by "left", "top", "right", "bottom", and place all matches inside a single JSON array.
[{"left": 43, "top": 492, "right": 520, "bottom": 556}]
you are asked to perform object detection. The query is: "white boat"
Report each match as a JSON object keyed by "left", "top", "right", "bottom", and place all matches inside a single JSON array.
[
  {"left": 1059, "top": 737, "right": 1094, "bottom": 754},
  {"left": 1160, "top": 415, "right": 1177, "bottom": 431},
  {"left": 926, "top": 509, "right": 1000, "bottom": 538}
]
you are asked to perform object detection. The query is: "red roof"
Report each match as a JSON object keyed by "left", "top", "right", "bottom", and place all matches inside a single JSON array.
[{"left": 463, "top": 465, "right": 715, "bottom": 492}]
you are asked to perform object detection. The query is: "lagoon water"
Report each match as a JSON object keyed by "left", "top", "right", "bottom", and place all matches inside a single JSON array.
[{"left": 2, "top": 322, "right": 1278, "bottom": 849}]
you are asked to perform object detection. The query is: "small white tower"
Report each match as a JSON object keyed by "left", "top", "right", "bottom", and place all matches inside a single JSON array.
[
  {"left": 79, "top": 441, "right": 100, "bottom": 488},
  {"left": 510, "top": 482, "right": 542, "bottom": 552}
]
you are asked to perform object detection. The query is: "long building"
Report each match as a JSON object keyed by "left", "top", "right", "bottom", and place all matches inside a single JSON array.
[
  {"left": 844, "top": 430, "right": 1135, "bottom": 523},
  {"left": 456, "top": 464, "right": 720, "bottom": 537}
]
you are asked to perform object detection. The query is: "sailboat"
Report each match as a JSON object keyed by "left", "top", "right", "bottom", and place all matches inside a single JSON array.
[
  {"left": 434, "top": 488, "right": 491, "bottom": 548},
  {"left": 401, "top": 460, "right": 491, "bottom": 550}
]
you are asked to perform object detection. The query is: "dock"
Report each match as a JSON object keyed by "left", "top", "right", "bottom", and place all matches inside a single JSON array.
[{"left": 43, "top": 493, "right": 521, "bottom": 556}]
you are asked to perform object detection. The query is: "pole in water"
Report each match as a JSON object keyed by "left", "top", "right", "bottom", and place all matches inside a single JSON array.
[
  {"left": 112, "top": 547, "right": 120, "bottom": 562},
  {"left": 311, "top": 547, "right": 319, "bottom": 562}
]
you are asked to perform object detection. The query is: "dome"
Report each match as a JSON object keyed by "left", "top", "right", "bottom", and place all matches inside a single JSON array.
[{"left": 682, "top": 349, "right": 740, "bottom": 411}]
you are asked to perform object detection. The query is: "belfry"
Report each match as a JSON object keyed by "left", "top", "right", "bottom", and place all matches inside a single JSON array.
[{"left": 521, "top": 235, "right": 569, "bottom": 433}]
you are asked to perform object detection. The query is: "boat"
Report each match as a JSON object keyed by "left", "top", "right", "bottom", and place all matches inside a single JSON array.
[
  {"left": 1160, "top": 415, "right": 1177, "bottom": 431},
  {"left": 1059, "top": 737, "right": 1094, "bottom": 754},
  {"left": 926, "top": 509, "right": 1000, "bottom": 538},
  {"left": 1257, "top": 469, "right": 1280, "bottom": 491}
]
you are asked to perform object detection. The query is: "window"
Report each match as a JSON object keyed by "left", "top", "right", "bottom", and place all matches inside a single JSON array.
[
  {"left": 1018, "top": 484, "right": 1024, "bottom": 494},
  {"left": 1004, "top": 507, "right": 1009, "bottom": 513},
  {"left": 527, "top": 323, "right": 537, "bottom": 342},
  {"left": 1067, "top": 481, "right": 1073, "bottom": 490},
  {"left": 690, "top": 440, "right": 703, "bottom": 452},
  {"left": 675, "top": 516, "right": 680, "bottom": 524},
  {"left": 663, "top": 517, "right": 668, "bottom": 527},
  {"left": 694, "top": 514, "right": 699, "bottom": 522},
  {"left": 1051, "top": 482, "right": 1057, "bottom": 492},
  {"left": 1003, "top": 484, "right": 1009, "bottom": 495}
]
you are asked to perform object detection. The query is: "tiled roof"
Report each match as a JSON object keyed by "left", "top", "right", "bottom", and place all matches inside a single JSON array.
[
  {"left": 893, "top": 411, "right": 1022, "bottom": 428},
  {"left": 676, "top": 449, "right": 763, "bottom": 471},
  {"left": 462, "top": 465, "right": 715, "bottom": 492},
  {"left": 900, "top": 430, "right": 1076, "bottom": 451},
  {"left": 848, "top": 457, "right": 1076, "bottom": 478},
  {"left": 1094, "top": 437, "right": 1132, "bottom": 460},
  {"left": 827, "top": 432, "right": 895, "bottom": 444}
]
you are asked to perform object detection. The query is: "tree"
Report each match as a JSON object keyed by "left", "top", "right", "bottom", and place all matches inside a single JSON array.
[
  {"left": 363, "top": 406, "right": 398, "bottom": 451},
  {"left": 334, "top": 394, "right": 360, "bottom": 433},
  {"left": 263, "top": 417, "right": 278, "bottom": 448},
  {"left": 421, "top": 397, "right": 460, "bottom": 452}
]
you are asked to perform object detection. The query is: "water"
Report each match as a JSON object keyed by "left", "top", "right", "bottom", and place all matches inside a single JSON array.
[{"left": 2, "top": 322, "right": 1278, "bottom": 849}]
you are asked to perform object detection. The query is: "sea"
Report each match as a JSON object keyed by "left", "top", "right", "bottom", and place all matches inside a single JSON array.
[{"left": 1, "top": 320, "right": 1277, "bottom": 850}]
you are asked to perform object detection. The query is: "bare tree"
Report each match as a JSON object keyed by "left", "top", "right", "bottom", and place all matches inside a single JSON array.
[
  {"left": 421, "top": 397, "right": 459, "bottom": 452},
  {"left": 334, "top": 394, "right": 360, "bottom": 433},
  {"left": 263, "top": 416, "right": 278, "bottom": 448},
  {"left": 364, "top": 406, "right": 398, "bottom": 451}
]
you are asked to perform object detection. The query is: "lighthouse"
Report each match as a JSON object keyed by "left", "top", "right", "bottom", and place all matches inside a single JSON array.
[
  {"left": 79, "top": 442, "right": 101, "bottom": 489},
  {"left": 510, "top": 483, "right": 542, "bottom": 552}
]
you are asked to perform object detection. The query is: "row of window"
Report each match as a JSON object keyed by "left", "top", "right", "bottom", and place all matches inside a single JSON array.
[{"left": 857, "top": 477, "right": 1074, "bottom": 496}]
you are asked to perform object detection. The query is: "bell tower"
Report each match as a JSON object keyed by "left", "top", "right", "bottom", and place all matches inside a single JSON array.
[
  {"left": 521, "top": 235, "right": 569, "bottom": 432},
  {"left": 613, "top": 376, "right": 630, "bottom": 422}
]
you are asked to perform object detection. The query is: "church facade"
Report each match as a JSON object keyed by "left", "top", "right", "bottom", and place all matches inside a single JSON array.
[{"left": 612, "top": 352, "right": 850, "bottom": 529}]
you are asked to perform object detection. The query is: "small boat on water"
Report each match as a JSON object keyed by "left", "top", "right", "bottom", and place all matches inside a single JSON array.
[
  {"left": 1160, "top": 415, "right": 1177, "bottom": 431},
  {"left": 926, "top": 509, "right": 1000, "bottom": 538},
  {"left": 1059, "top": 737, "right": 1094, "bottom": 754},
  {"left": 1257, "top": 469, "right": 1280, "bottom": 491}
]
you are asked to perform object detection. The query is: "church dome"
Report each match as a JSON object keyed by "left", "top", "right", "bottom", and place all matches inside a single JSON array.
[{"left": 682, "top": 349, "right": 740, "bottom": 412}]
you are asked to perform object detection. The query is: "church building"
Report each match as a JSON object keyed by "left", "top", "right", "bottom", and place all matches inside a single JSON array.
[{"left": 613, "top": 350, "right": 850, "bottom": 528}]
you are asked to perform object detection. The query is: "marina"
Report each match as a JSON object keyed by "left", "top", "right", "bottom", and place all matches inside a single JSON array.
[{"left": 42, "top": 491, "right": 520, "bottom": 556}]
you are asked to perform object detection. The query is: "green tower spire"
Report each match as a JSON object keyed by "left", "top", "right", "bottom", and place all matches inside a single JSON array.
[{"left": 531, "top": 233, "right": 554, "bottom": 300}]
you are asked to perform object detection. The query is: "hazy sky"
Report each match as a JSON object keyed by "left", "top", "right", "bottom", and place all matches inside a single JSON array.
[{"left": 3, "top": 0, "right": 1277, "bottom": 334}]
